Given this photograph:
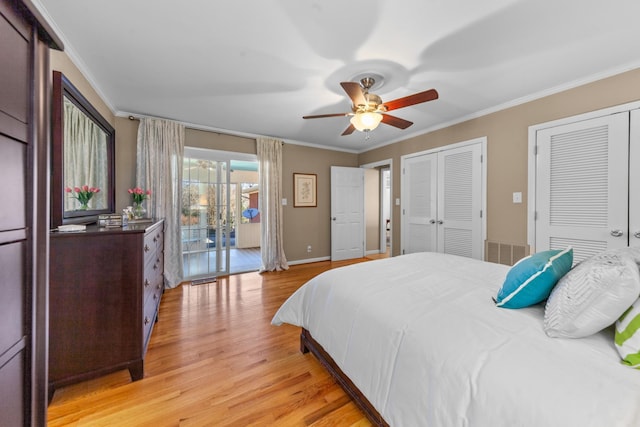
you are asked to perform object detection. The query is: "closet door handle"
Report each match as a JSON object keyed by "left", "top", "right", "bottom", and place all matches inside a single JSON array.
[
  {"left": 610, "top": 229, "right": 624, "bottom": 237},
  {"left": 634, "top": 231, "right": 640, "bottom": 239},
  {"left": 437, "top": 220, "right": 444, "bottom": 225},
  {"left": 429, "top": 219, "right": 436, "bottom": 224}
]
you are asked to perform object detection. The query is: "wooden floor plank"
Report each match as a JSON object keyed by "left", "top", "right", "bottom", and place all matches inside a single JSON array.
[{"left": 47, "top": 257, "right": 381, "bottom": 426}]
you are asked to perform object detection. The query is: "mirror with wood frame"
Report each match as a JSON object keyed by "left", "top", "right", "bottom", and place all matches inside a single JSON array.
[{"left": 51, "top": 71, "right": 115, "bottom": 227}]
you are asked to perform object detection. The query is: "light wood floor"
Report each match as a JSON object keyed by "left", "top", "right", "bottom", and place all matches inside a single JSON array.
[{"left": 47, "top": 254, "right": 388, "bottom": 426}]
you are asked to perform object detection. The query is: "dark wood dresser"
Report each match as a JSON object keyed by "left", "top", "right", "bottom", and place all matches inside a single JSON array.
[{"left": 48, "top": 220, "right": 164, "bottom": 399}]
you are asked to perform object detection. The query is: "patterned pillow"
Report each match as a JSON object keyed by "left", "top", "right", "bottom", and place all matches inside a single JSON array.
[
  {"left": 544, "top": 249, "right": 640, "bottom": 338},
  {"left": 495, "top": 247, "right": 573, "bottom": 309},
  {"left": 616, "top": 298, "right": 640, "bottom": 368}
]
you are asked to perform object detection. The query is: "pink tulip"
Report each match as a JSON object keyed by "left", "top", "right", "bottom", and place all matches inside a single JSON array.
[
  {"left": 74, "top": 187, "right": 81, "bottom": 193},
  {"left": 65, "top": 187, "right": 72, "bottom": 193},
  {"left": 146, "top": 190, "right": 152, "bottom": 195},
  {"left": 82, "top": 185, "right": 89, "bottom": 191},
  {"left": 127, "top": 188, "right": 133, "bottom": 194}
]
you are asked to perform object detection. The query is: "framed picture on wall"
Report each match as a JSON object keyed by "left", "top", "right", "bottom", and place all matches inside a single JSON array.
[{"left": 293, "top": 173, "right": 317, "bottom": 207}]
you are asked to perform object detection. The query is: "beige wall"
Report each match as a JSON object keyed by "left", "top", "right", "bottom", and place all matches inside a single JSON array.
[
  {"left": 282, "top": 144, "right": 358, "bottom": 260},
  {"left": 50, "top": 51, "right": 113, "bottom": 127},
  {"left": 50, "top": 49, "right": 640, "bottom": 263},
  {"left": 181, "top": 129, "right": 360, "bottom": 260},
  {"left": 359, "top": 68, "right": 640, "bottom": 256},
  {"left": 186, "top": 128, "right": 256, "bottom": 154}
]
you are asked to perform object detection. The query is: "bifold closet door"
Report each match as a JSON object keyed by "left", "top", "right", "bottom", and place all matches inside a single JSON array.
[
  {"left": 402, "top": 153, "right": 437, "bottom": 254},
  {"left": 629, "top": 109, "right": 640, "bottom": 249},
  {"left": 437, "top": 143, "right": 483, "bottom": 259},
  {"left": 402, "top": 142, "right": 483, "bottom": 258},
  {"left": 534, "top": 112, "right": 629, "bottom": 263}
]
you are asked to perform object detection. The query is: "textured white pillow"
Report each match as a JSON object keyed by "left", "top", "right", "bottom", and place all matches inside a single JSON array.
[{"left": 544, "top": 249, "right": 640, "bottom": 338}]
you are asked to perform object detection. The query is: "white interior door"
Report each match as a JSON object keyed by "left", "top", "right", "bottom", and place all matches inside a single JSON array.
[
  {"left": 402, "top": 153, "right": 437, "bottom": 254},
  {"left": 437, "top": 143, "right": 483, "bottom": 258},
  {"left": 331, "top": 166, "right": 364, "bottom": 261},
  {"left": 535, "top": 112, "right": 629, "bottom": 263}
]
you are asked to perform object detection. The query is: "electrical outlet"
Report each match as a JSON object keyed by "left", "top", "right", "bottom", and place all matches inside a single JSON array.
[
  {"left": 513, "top": 192, "right": 522, "bottom": 204},
  {"left": 307, "top": 245, "right": 312, "bottom": 253}
]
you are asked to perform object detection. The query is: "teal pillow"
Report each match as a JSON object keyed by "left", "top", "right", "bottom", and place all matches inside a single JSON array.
[{"left": 496, "top": 247, "right": 573, "bottom": 309}]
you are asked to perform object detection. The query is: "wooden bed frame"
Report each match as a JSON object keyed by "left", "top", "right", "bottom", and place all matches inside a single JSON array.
[{"left": 300, "top": 328, "right": 390, "bottom": 427}]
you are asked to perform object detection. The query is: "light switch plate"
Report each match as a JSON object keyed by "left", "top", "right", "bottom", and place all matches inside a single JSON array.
[{"left": 282, "top": 198, "right": 287, "bottom": 206}]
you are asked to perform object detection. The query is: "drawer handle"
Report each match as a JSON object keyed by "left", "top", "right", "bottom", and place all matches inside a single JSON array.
[
  {"left": 153, "top": 293, "right": 158, "bottom": 300},
  {"left": 144, "top": 244, "right": 150, "bottom": 253},
  {"left": 144, "top": 279, "right": 150, "bottom": 288},
  {"left": 153, "top": 263, "right": 158, "bottom": 270},
  {"left": 157, "top": 233, "right": 161, "bottom": 239},
  {"left": 153, "top": 236, "right": 157, "bottom": 243},
  {"left": 156, "top": 283, "right": 162, "bottom": 290},
  {"left": 144, "top": 316, "right": 150, "bottom": 325}
]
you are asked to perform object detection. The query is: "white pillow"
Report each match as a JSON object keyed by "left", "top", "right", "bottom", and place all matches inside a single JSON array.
[
  {"left": 615, "top": 297, "right": 640, "bottom": 368},
  {"left": 544, "top": 249, "right": 640, "bottom": 338}
]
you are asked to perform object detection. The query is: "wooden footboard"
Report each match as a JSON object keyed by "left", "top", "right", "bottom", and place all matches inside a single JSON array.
[{"left": 300, "top": 328, "right": 389, "bottom": 427}]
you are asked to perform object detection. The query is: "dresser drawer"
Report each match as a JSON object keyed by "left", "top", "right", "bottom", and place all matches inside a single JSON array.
[
  {"left": 143, "top": 249, "right": 163, "bottom": 302},
  {"left": 143, "top": 228, "right": 163, "bottom": 261},
  {"left": 142, "top": 281, "right": 162, "bottom": 351}
]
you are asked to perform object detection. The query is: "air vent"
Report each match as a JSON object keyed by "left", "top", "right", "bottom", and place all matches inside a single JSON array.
[{"left": 486, "top": 241, "right": 527, "bottom": 266}]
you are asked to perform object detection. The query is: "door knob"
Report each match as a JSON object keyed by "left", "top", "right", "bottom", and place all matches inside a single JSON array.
[
  {"left": 331, "top": 217, "right": 336, "bottom": 221},
  {"left": 634, "top": 231, "right": 640, "bottom": 239},
  {"left": 611, "top": 229, "right": 624, "bottom": 237},
  {"left": 429, "top": 219, "right": 436, "bottom": 224},
  {"left": 437, "top": 220, "right": 444, "bottom": 225}
]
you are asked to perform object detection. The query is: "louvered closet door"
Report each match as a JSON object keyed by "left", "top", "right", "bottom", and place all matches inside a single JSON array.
[
  {"left": 403, "top": 153, "right": 437, "bottom": 254},
  {"left": 629, "top": 109, "right": 640, "bottom": 249},
  {"left": 437, "top": 143, "right": 483, "bottom": 258},
  {"left": 535, "top": 112, "right": 629, "bottom": 263}
]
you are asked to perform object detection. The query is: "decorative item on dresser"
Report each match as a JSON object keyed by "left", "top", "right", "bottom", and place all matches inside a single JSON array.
[{"left": 48, "top": 219, "right": 165, "bottom": 400}]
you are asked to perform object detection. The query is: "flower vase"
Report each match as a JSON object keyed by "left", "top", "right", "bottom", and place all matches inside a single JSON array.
[
  {"left": 132, "top": 202, "right": 146, "bottom": 219},
  {"left": 78, "top": 203, "right": 89, "bottom": 211}
]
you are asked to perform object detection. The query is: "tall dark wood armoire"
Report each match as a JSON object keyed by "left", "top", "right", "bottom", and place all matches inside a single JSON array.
[{"left": 0, "top": 1, "right": 61, "bottom": 425}]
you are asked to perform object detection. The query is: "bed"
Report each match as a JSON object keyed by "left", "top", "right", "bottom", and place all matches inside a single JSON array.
[{"left": 272, "top": 252, "right": 640, "bottom": 426}]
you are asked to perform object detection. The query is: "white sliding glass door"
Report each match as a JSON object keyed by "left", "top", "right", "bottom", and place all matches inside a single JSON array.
[
  {"left": 182, "top": 155, "right": 231, "bottom": 279},
  {"left": 181, "top": 147, "right": 260, "bottom": 280}
]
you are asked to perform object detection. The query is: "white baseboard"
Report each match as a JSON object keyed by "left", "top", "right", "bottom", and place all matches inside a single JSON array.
[{"left": 287, "top": 256, "right": 331, "bottom": 266}]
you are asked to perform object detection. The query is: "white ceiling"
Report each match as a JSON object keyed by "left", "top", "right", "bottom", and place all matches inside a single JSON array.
[{"left": 33, "top": 0, "right": 640, "bottom": 153}]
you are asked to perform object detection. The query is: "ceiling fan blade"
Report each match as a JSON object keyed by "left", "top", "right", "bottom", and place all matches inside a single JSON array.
[
  {"left": 341, "top": 124, "right": 356, "bottom": 136},
  {"left": 382, "top": 89, "right": 439, "bottom": 112},
  {"left": 340, "top": 82, "right": 366, "bottom": 107},
  {"left": 381, "top": 114, "right": 413, "bottom": 129},
  {"left": 303, "top": 112, "right": 350, "bottom": 119}
]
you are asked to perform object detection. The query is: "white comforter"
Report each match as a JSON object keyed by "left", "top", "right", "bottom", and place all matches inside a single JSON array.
[{"left": 272, "top": 252, "right": 640, "bottom": 427}]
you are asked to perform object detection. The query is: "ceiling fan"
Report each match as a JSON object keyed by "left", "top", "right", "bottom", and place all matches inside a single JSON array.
[{"left": 303, "top": 77, "right": 439, "bottom": 136}]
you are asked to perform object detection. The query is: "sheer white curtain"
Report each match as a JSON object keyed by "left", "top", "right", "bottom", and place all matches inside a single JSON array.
[
  {"left": 63, "top": 98, "right": 108, "bottom": 210},
  {"left": 136, "top": 118, "right": 185, "bottom": 288},
  {"left": 257, "top": 137, "right": 288, "bottom": 272}
]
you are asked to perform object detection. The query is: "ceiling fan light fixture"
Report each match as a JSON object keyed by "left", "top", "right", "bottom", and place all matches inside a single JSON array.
[{"left": 350, "top": 111, "right": 383, "bottom": 132}]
